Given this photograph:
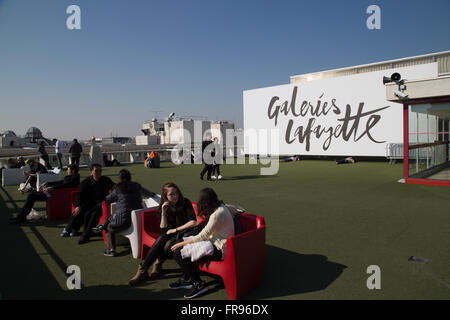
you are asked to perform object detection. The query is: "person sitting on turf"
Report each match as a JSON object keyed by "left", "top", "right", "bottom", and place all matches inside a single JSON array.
[
  {"left": 169, "top": 187, "right": 234, "bottom": 299},
  {"left": 281, "top": 155, "right": 301, "bottom": 162},
  {"left": 93, "top": 169, "right": 156, "bottom": 257},
  {"left": 9, "top": 164, "right": 80, "bottom": 224},
  {"left": 61, "top": 163, "right": 115, "bottom": 243},
  {"left": 335, "top": 157, "right": 356, "bottom": 165},
  {"left": 128, "top": 182, "right": 197, "bottom": 286},
  {"left": 20, "top": 159, "right": 48, "bottom": 193},
  {"left": 103, "top": 154, "right": 121, "bottom": 167}
]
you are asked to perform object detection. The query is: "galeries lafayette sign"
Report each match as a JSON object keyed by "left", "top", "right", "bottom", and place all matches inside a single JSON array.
[{"left": 243, "top": 63, "right": 437, "bottom": 156}]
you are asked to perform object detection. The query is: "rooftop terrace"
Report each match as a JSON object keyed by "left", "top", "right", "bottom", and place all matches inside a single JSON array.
[{"left": 1, "top": 161, "right": 449, "bottom": 299}]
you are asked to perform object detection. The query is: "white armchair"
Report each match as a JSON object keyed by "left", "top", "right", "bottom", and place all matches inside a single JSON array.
[
  {"left": 1, "top": 165, "right": 30, "bottom": 186},
  {"left": 113, "top": 194, "right": 161, "bottom": 259},
  {"left": 36, "top": 172, "right": 61, "bottom": 189}
]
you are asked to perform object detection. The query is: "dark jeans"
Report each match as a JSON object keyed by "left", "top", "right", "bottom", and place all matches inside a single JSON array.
[
  {"left": 336, "top": 159, "right": 350, "bottom": 165},
  {"left": 212, "top": 164, "right": 221, "bottom": 176},
  {"left": 173, "top": 245, "right": 222, "bottom": 283},
  {"left": 56, "top": 153, "right": 63, "bottom": 169},
  {"left": 200, "top": 164, "right": 212, "bottom": 179},
  {"left": 16, "top": 191, "right": 47, "bottom": 221},
  {"left": 41, "top": 155, "right": 53, "bottom": 170},
  {"left": 28, "top": 176, "right": 37, "bottom": 190},
  {"left": 66, "top": 206, "right": 102, "bottom": 237},
  {"left": 105, "top": 223, "right": 130, "bottom": 251},
  {"left": 142, "top": 228, "right": 180, "bottom": 269},
  {"left": 71, "top": 156, "right": 80, "bottom": 166}
]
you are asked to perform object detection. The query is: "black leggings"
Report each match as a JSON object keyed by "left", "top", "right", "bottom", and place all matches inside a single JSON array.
[
  {"left": 212, "top": 165, "right": 220, "bottom": 176},
  {"left": 142, "top": 228, "right": 180, "bottom": 269},
  {"left": 173, "top": 245, "right": 222, "bottom": 283}
]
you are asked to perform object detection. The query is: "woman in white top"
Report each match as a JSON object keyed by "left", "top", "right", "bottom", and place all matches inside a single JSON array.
[{"left": 170, "top": 187, "right": 234, "bottom": 299}]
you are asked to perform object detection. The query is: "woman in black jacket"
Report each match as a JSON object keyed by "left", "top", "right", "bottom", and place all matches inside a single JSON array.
[
  {"left": 95, "top": 169, "right": 155, "bottom": 256},
  {"left": 128, "top": 182, "right": 197, "bottom": 286}
]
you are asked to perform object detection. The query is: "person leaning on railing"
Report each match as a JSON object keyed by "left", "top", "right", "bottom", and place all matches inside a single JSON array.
[
  {"left": 128, "top": 182, "right": 197, "bottom": 286},
  {"left": 38, "top": 141, "right": 53, "bottom": 170},
  {"left": 69, "top": 139, "right": 83, "bottom": 166}
]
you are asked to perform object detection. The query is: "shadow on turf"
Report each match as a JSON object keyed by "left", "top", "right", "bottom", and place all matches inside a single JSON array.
[
  {"left": 61, "top": 277, "right": 224, "bottom": 300},
  {"left": 244, "top": 245, "right": 347, "bottom": 299},
  {"left": 222, "top": 175, "right": 274, "bottom": 181},
  {"left": 0, "top": 187, "right": 65, "bottom": 299}
]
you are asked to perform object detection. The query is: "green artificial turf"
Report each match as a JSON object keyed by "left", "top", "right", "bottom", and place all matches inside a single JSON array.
[{"left": 1, "top": 160, "right": 449, "bottom": 300}]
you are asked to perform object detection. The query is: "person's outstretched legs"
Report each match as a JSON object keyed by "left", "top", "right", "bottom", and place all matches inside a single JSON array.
[{"left": 10, "top": 191, "right": 47, "bottom": 223}]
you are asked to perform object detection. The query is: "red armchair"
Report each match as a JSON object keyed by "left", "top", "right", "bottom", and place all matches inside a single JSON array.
[
  {"left": 140, "top": 204, "right": 266, "bottom": 300},
  {"left": 70, "top": 191, "right": 77, "bottom": 212},
  {"left": 140, "top": 208, "right": 162, "bottom": 258},
  {"left": 46, "top": 187, "right": 79, "bottom": 221},
  {"left": 197, "top": 213, "right": 266, "bottom": 300},
  {"left": 98, "top": 202, "right": 112, "bottom": 243}
]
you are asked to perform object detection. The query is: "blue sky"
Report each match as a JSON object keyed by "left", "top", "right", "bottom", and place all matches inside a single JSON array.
[{"left": 0, "top": 0, "right": 449, "bottom": 140}]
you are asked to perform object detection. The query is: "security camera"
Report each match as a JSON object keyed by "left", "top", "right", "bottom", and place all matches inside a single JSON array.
[{"left": 393, "top": 89, "right": 408, "bottom": 99}]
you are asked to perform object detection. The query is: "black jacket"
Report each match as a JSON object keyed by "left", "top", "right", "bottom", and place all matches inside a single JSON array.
[
  {"left": 30, "top": 163, "right": 48, "bottom": 174},
  {"left": 69, "top": 142, "right": 83, "bottom": 156},
  {"left": 46, "top": 174, "right": 80, "bottom": 191},
  {"left": 202, "top": 140, "right": 213, "bottom": 161},
  {"left": 38, "top": 145, "right": 48, "bottom": 156},
  {"left": 76, "top": 176, "right": 114, "bottom": 211}
]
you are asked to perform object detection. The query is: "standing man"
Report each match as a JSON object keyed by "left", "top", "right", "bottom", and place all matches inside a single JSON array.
[
  {"left": 61, "top": 163, "right": 115, "bottom": 244},
  {"left": 53, "top": 138, "right": 64, "bottom": 170},
  {"left": 69, "top": 138, "right": 83, "bottom": 166},
  {"left": 200, "top": 135, "right": 214, "bottom": 181},
  {"left": 38, "top": 141, "right": 53, "bottom": 170}
]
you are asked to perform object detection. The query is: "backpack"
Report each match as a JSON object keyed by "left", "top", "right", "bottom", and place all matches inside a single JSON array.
[{"left": 150, "top": 151, "right": 158, "bottom": 159}]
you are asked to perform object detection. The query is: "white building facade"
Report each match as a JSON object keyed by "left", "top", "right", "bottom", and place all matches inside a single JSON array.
[{"left": 243, "top": 51, "right": 450, "bottom": 157}]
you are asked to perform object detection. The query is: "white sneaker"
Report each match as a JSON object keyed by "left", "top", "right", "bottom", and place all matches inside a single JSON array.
[
  {"left": 211, "top": 175, "right": 217, "bottom": 179},
  {"left": 218, "top": 175, "right": 222, "bottom": 180},
  {"left": 27, "top": 208, "right": 44, "bottom": 221}
]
